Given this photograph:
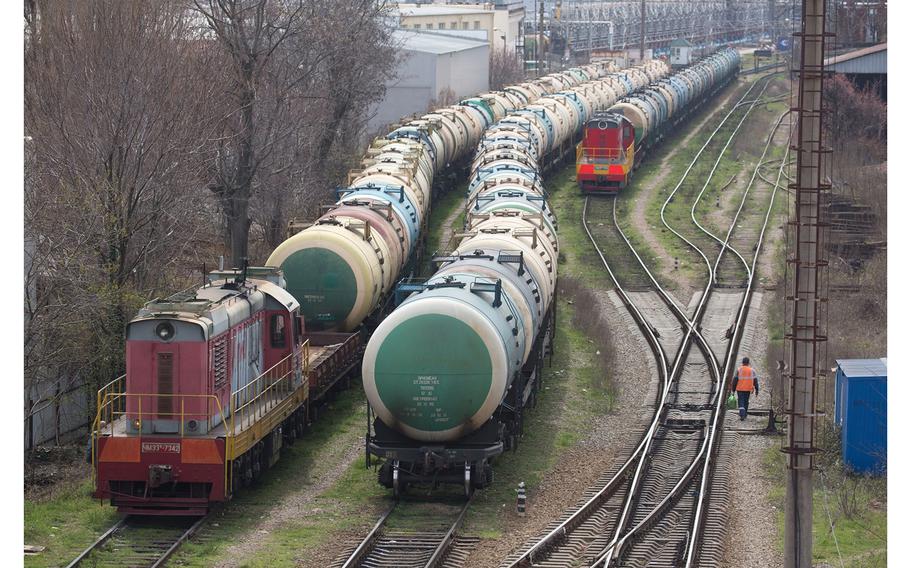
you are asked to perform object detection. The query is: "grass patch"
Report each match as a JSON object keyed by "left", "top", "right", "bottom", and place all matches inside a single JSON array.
[
  {"left": 425, "top": 174, "right": 470, "bottom": 264},
  {"left": 629, "top": 74, "right": 790, "bottom": 285},
  {"left": 24, "top": 479, "right": 119, "bottom": 568},
  {"left": 763, "top": 444, "right": 887, "bottom": 567}
]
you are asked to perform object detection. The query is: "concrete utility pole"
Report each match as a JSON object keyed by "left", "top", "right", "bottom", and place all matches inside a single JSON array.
[
  {"left": 784, "top": 0, "right": 830, "bottom": 566},
  {"left": 639, "top": 0, "right": 646, "bottom": 62}
]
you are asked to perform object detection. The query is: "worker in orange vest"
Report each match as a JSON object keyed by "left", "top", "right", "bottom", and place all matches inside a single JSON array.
[{"left": 731, "top": 357, "right": 760, "bottom": 421}]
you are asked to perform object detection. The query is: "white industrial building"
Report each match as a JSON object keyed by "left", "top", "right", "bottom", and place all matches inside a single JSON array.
[{"left": 366, "top": 29, "right": 490, "bottom": 136}]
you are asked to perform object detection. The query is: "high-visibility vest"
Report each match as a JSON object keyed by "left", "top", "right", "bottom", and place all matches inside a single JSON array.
[{"left": 735, "top": 365, "right": 755, "bottom": 391}]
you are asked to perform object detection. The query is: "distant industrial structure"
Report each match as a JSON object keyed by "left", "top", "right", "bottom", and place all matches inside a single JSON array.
[
  {"left": 366, "top": 29, "right": 490, "bottom": 135},
  {"left": 522, "top": 0, "right": 796, "bottom": 73}
]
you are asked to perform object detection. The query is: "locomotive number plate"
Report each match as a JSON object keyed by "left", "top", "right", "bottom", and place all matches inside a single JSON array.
[{"left": 141, "top": 442, "right": 181, "bottom": 454}]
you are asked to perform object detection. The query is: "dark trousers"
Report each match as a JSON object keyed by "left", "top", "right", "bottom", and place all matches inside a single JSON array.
[{"left": 736, "top": 390, "right": 751, "bottom": 419}]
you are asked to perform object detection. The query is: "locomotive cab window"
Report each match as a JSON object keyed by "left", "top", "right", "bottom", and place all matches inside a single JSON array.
[{"left": 271, "top": 314, "right": 287, "bottom": 348}]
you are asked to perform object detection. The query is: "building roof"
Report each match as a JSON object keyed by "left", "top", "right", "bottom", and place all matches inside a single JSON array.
[
  {"left": 397, "top": 6, "right": 490, "bottom": 17},
  {"left": 824, "top": 43, "right": 886, "bottom": 74},
  {"left": 836, "top": 358, "right": 887, "bottom": 379},
  {"left": 394, "top": 28, "right": 489, "bottom": 54},
  {"left": 670, "top": 39, "right": 693, "bottom": 47}
]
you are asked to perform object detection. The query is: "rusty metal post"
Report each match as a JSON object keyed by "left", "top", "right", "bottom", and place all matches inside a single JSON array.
[{"left": 784, "top": 1, "right": 831, "bottom": 566}]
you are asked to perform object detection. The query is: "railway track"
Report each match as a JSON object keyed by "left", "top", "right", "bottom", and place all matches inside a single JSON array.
[
  {"left": 333, "top": 498, "right": 474, "bottom": 568},
  {"left": 65, "top": 515, "right": 207, "bottom": 568},
  {"left": 501, "top": 71, "right": 790, "bottom": 568}
]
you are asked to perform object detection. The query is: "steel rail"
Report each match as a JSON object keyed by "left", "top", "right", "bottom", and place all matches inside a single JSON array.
[
  {"left": 339, "top": 504, "right": 396, "bottom": 568},
  {"left": 65, "top": 518, "right": 128, "bottom": 568},
  {"left": 657, "top": 76, "right": 773, "bottom": 312},
  {"left": 592, "top": 207, "right": 721, "bottom": 568},
  {"left": 688, "top": 79, "right": 776, "bottom": 283},
  {"left": 66, "top": 514, "right": 207, "bottom": 568},
  {"left": 691, "top": 90, "right": 789, "bottom": 284},
  {"left": 594, "top": 199, "right": 720, "bottom": 568},
  {"left": 498, "top": 197, "right": 672, "bottom": 568},
  {"left": 503, "top": 70, "right": 787, "bottom": 568},
  {"left": 684, "top": 117, "right": 793, "bottom": 568},
  {"left": 151, "top": 514, "right": 208, "bottom": 568},
  {"left": 590, "top": 73, "right": 785, "bottom": 568},
  {"left": 424, "top": 497, "right": 473, "bottom": 568},
  {"left": 536, "top": 73, "right": 759, "bottom": 565}
]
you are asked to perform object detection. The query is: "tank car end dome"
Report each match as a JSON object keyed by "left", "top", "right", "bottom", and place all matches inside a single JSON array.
[
  {"left": 362, "top": 296, "right": 511, "bottom": 442},
  {"left": 266, "top": 229, "right": 374, "bottom": 332}
]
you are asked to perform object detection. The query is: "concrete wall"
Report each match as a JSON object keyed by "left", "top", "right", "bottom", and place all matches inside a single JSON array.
[
  {"left": 368, "top": 49, "right": 439, "bottom": 135},
  {"left": 25, "top": 375, "right": 90, "bottom": 450},
  {"left": 436, "top": 46, "right": 490, "bottom": 103}
]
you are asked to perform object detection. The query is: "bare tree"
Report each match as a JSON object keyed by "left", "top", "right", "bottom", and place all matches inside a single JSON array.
[
  {"left": 489, "top": 48, "right": 525, "bottom": 91},
  {"left": 24, "top": 0, "right": 220, "bottom": 427},
  {"left": 193, "top": 0, "right": 308, "bottom": 264},
  {"left": 197, "top": 0, "right": 399, "bottom": 254}
]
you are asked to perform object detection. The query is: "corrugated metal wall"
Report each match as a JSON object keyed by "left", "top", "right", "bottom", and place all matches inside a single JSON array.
[{"left": 829, "top": 50, "right": 887, "bottom": 74}]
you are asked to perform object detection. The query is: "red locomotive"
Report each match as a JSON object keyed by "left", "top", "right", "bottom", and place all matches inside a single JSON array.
[
  {"left": 92, "top": 267, "right": 361, "bottom": 515},
  {"left": 575, "top": 112, "right": 637, "bottom": 193}
]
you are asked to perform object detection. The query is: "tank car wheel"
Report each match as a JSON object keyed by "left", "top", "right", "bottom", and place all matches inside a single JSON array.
[
  {"left": 284, "top": 419, "right": 296, "bottom": 445},
  {"left": 252, "top": 445, "right": 262, "bottom": 481}
]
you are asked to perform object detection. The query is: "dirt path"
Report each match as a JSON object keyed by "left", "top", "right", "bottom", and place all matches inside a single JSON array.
[
  {"left": 628, "top": 83, "right": 747, "bottom": 308},
  {"left": 213, "top": 425, "right": 365, "bottom": 567},
  {"left": 720, "top": 293, "right": 785, "bottom": 568},
  {"left": 438, "top": 197, "right": 465, "bottom": 251}
]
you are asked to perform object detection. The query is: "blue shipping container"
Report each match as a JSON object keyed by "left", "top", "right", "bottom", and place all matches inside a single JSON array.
[{"left": 834, "top": 358, "right": 887, "bottom": 475}]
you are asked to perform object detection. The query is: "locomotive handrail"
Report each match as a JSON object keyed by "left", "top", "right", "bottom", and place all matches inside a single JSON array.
[
  {"left": 91, "top": 390, "right": 232, "bottom": 493},
  {"left": 230, "top": 341, "right": 310, "bottom": 434}
]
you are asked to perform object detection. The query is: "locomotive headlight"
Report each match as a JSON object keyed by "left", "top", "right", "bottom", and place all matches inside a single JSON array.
[
  {"left": 133, "top": 419, "right": 141, "bottom": 431},
  {"left": 155, "top": 322, "right": 175, "bottom": 342}
]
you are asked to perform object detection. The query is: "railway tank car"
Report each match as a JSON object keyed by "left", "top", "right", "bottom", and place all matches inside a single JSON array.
[
  {"left": 362, "top": 59, "right": 671, "bottom": 496},
  {"left": 577, "top": 49, "right": 741, "bottom": 192},
  {"left": 264, "top": 62, "right": 625, "bottom": 333}
]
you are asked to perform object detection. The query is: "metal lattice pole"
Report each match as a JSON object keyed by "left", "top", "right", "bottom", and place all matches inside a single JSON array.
[{"left": 784, "top": 0, "right": 831, "bottom": 566}]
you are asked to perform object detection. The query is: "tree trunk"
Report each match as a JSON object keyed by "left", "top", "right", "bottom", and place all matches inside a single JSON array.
[{"left": 230, "top": 76, "right": 256, "bottom": 266}]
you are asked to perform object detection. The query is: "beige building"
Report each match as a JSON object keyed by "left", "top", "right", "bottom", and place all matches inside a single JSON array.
[{"left": 396, "top": 2, "right": 524, "bottom": 53}]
